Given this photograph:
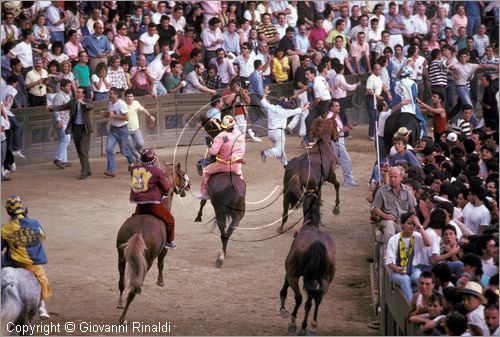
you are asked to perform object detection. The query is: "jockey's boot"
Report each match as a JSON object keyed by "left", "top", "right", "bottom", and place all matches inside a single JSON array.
[
  {"left": 164, "top": 241, "right": 177, "bottom": 250},
  {"left": 39, "top": 300, "right": 50, "bottom": 320}
]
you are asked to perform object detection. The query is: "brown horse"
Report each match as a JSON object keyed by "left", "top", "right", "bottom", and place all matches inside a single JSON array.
[
  {"left": 279, "top": 191, "right": 336, "bottom": 335},
  {"left": 280, "top": 117, "right": 340, "bottom": 232},
  {"left": 116, "top": 163, "right": 190, "bottom": 324},
  {"left": 207, "top": 172, "right": 246, "bottom": 267}
]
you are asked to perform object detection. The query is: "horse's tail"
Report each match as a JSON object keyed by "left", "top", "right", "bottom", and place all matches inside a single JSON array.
[
  {"left": 302, "top": 241, "right": 328, "bottom": 298},
  {"left": 1, "top": 279, "right": 24, "bottom": 326},
  {"left": 121, "top": 233, "right": 148, "bottom": 293}
]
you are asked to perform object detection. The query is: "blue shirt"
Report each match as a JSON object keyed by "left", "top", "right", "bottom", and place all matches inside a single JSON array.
[
  {"left": 389, "top": 150, "right": 420, "bottom": 168},
  {"left": 248, "top": 70, "right": 264, "bottom": 97},
  {"left": 82, "top": 34, "right": 112, "bottom": 57},
  {"left": 206, "top": 107, "right": 221, "bottom": 120},
  {"left": 222, "top": 31, "right": 241, "bottom": 55},
  {"left": 464, "top": 2, "right": 481, "bottom": 17}
]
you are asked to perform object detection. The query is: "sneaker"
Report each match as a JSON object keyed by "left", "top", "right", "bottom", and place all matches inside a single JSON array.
[
  {"left": 104, "top": 171, "right": 115, "bottom": 177},
  {"left": 343, "top": 181, "right": 359, "bottom": 187},
  {"left": 195, "top": 192, "right": 209, "bottom": 200},
  {"left": 260, "top": 150, "right": 266, "bottom": 162},
  {"left": 369, "top": 136, "right": 375, "bottom": 141},
  {"left": 38, "top": 305, "right": 50, "bottom": 320},
  {"left": 12, "top": 151, "right": 26, "bottom": 159},
  {"left": 10, "top": 163, "right": 16, "bottom": 172},
  {"left": 164, "top": 241, "right": 177, "bottom": 250}
]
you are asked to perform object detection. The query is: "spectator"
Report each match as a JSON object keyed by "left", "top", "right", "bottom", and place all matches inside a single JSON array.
[
  {"left": 2, "top": 76, "right": 24, "bottom": 159},
  {"left": 349, "top": 31, "right": 371, "bottom": 75},
  {"left": 308, "top": 17, "right": 327, "bottom": 50},
  {"left": 271, "top": 48, "right": 290, "bottom": 83},
  {"left": 46, "top": 2, "right": 67, "bottom": 43},
  {"left": 485, "top": 304, "right": 499, "bottom": 336},
  {"left": 453, "top": 104, "right": 474, "bottom": 138},
  {"left": 408, "top": 272, "right": 437, "bottom": 317},
  {"left": 52, "top": 79, "right": 73, "bottom": 169},
  {"left": 365, "top": 63, "right": 384, "bottom": 140},
  {"left": 25, "top": 58, "right": 48, "bottom": 107},
  {"left": 473, "top": 24, "right": 490, "bottom": 58},
  {"left": 326, "top": 19, "right": 348, "bottom": 50},
  {"left": 331, "top": 62, "right": 360, "bottom": 127},
  {"left": 124, "top": 90, "right": 155, "bottom": 162},
  {"left": 417, "top": 92, "right": 446, "bottom": 141},
  {"left": 258, "top": 13, "right": 280, "bottom": 52},
  {"left": 243, "top": 2, "right": 261, "bottom": 29},
  {"left": 183, "top": 48, "right": 203, "bottom": 75},
  {"left": 86, "top": 8, "right": 103, "bottom": 35},
  {"left": 186, "top": 5, "right": 203, "bottom": 37},
  {"left": 151, "top": 1, "right": 169, "bottom": 25},
  {"left": 204, "top": 64, "right": 222, "bottom": 90},
  {"left": 147, "top": 52, "right": 171, "bottom": 96},
  {"left": 101, "top": 87, "right": 134, "bottom": 178},
  {"left": 33, "top": 14, "right": 50, "bottom": 46},
  {"left": 91, "top": 62, "right": 111, "bottom": 101},
  {"left": 385, "top": 211, "right": 431, "bottom": 301},
  {"left": 348, "top": 14, "right": 368, "bottom": 43},
  {"left": 9, "top": 58, "right": 29, "bottom": 108},
  {"left": 373, "top": 166, "right": 417, "bottom": 242},
  {"left": 183, "top": 63, "right": 216, "bottom": 95},
  {"left": 460, "top": 281, "right": 489, "bottom": 336},
  {"left": 164, "top": 60, "right": 185, "bottom": 94},
  {"left": 328, "top": 36, "right": 353, "bottom": 74},
  {"left": 476, "top": 234, "right": 499, "bottom": 278},
  {"left": 82, "top": 22, "right": 112, "bottom": 75},
  {"left": 64, "top": 30, "right": 84, "bottom": 64},
  {"left": 139, "top": 23, "right": 160, "bottom": 64},
  {"left": 169, "top": 5, "right": 186, "bottom": 33},
  {"left": 45, "top": 60, "right": 60, "bottom": 105},
  {"left": 480, "top": 75, "right": 499, "bottom": 131},
  {"left": 303, "top": 64, "right": 331, "bottom": 146},
  {"left": 210, "top": 49, "right": 235, "bottom": 89},
  {"left": 389, "top": 135, "right": 421, "bottom": 169},
  {"left": 60, "top": 61, "right": 78, "bottom": 96},
  {"left": 201, "top": 17, "right": 223, "bottom": 66},
  {"left": 287, "top": 55, "right": 310, "bottom": 137},
  {"left": 114, "top": 22, "right": 136, "bottom": 65},
  {"left": 1, "top": 12, "right": 20, "bottom": 46},
  {"left": 8, "top": 29, "right": 35, "bottom": 76},
  {"left": 130, "top": 54, "right": 155, "bottom": 97},
  {"left": 107, "top": 55, "right": 129, "bottom": 91},
  {"left": 156, "top": 15, "right": 178, "bottom": 51},
  {"left": 223, "top": 21, "right": 241, "bottom": 56},
  {"left": 72, "top": 51, "right": 92, "bottom": 99},
  {"left": 48, "top": 42, "right": 69, "bottom": 63},
  {"left": 277, "top": 27, "right": 301, "bottom": 75},
  {"left": 177, "top": 26, "right": 195, "bottom": 65},
  {"left": 444, "top": 312, "right": 469, "bottom": 336}
]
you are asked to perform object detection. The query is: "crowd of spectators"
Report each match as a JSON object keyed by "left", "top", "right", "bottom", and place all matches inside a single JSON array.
[{"left": 0, "top": 3, "right": 499, "bottom": 333}]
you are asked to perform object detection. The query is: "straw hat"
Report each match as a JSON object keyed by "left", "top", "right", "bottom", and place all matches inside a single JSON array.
[
  {"left": 459, "top": 282, "right": 487, "bottom": 304},
  {"left": 394, "top": 127, "right": 412, "bottom": 138}
]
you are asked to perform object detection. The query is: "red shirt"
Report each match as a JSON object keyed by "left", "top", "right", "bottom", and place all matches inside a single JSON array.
[
  {"left": 129, "top": 164, "right": 171, "bottom": 204},
  {"left": 177, "top": 35, "right": 194, "bottom": 65},
  {"left": 223, "top": 87, "right": 246, "bottom": 116},
  {"left": 308, "top": 27, "right": 327, "bottom": 48}
]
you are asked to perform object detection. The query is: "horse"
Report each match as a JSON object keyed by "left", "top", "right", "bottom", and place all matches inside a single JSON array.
[
  {"left": 279, "top": 191, "right": 336, "bottom": 336},
  {"left": 383, "top": 112, "right": 421, "bottom": 157},
  {"left": 1, "top": 267, "right": 41, "bottom": 336},
  {"left": 207, "top": 172, "right": 246, "bottom": 267},
  {"left": 280, "top": 117, "right": 340, "bottom": 232},
  {"left": 116, "top": 163, "right": 190, "bottom": 324}
]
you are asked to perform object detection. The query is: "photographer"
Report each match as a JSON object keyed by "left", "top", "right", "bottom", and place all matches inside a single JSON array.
[
  {"left": 223, "top": 78, "right": 254, "bottom": 138},
  {"left": 130, "top": 54, "right": 155, "bottom": 96}
]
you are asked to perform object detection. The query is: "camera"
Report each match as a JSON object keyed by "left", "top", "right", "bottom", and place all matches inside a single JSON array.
[{"left": 239, "top": 79, "right": 249, "bottom": 89}]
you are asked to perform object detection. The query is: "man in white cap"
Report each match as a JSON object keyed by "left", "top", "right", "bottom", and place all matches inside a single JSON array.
[
  {"left": 460, "top": 281, "right": 489, "bottom": 336},
  {"left": 395, "top": 65, "right": 427, "bottom": 136}
]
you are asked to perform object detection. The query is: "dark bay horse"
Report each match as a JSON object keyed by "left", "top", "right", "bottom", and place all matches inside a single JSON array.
[
  {"left": 208, "top": 172, "right": 246, "bottom": 267},
  {"left": 383, "top": 112, "right": 421, "bottom": 156},
  {"left": 280, "top": 117, "right": 340, "bottom": 232},
  {"left": 1, "top": 267, "right": 41, "bottom": 335},
  {"left": 279, "top": 192, "right": 336, "bottom": 336},
  {"left": 116, "top": 163, "right": 190, "bottom": 324}
]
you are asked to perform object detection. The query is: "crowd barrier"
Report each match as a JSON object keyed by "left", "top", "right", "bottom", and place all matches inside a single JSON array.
[{"left": 11, "top": 77, "right": 367, "bottom": 165}]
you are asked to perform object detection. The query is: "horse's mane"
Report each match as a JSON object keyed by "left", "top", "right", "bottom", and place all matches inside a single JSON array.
[
  {"left": 310, "top": 117, "right": 337, "bottom": 144},
  {"left": 302, "top": 192, "right": 322, "bottom": 227}
]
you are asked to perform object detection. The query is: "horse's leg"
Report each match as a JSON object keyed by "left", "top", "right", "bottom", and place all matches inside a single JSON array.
[
  {"left": 156, "top": 248, "right": 168, "bottom": 287},
  {"left": 216, "top": 215, "right": 227, "bottom": 268},
  {"left": 195, "top": 199, "right": 207, "bottom": 222},
  {"left": 280, "top": 193, "right": 290, "bottom": 233},
  {"left": 327, "top": 170, "right": 340, "bottom": 215},
  {"left": 288, "top": 276, "right": 302, "bottom": 333},
  {"left": 279, "top": 277, "right": 290, "bottom": 318},
  {"left": 300, "top": 295, "right": 313, "bottom": 336},
  {"left": 117, "top": 248, "right": 126, "bottom": 309},
  {"left": 119, "top": 290, "right": 137, "bottom": 324},
  {"left": 309, "top": 292, "right": 323, "bottom": 336}
]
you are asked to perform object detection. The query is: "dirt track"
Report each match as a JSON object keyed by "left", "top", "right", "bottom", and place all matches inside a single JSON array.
[{"left": 2, "top": 125, "right": 378, "bottom": 336}]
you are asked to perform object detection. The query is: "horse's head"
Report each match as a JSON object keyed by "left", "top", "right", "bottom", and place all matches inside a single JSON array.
[
  {"left": 164, "top": 162, "right": 190, "bottom": 198},
  {"left": 311, "top": 117, "right": 338, "bottom": 147}
]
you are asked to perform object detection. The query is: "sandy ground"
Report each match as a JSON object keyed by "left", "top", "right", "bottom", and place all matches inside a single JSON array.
[{"left": 2, "top": 125, "right": 379, "bottom": 336}]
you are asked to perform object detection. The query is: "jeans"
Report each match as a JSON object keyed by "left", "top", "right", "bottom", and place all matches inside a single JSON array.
[
  {"left": 54, "top": 126, "right": 70, "bottom": 162},
  {"left": 332, "top": 137, "right": 356, "bottom": 184},
  {"left": 106, "top": 125, "right": 134, "bottom": 173},
  {"left": 7, "top": 115, "right": 22, "bottom": 151},
  {"left": 145, "top": 53, "right": 156, "bottom": 64},
  {"left": 128, "top": 128, "right": 145, "bottom": 161},
  {"left": 369, "top": 136, "right": 386, "bottom": 183},
  {"left": 50, "top": 31, "right": 65, "bottom": 44},
  {"left": 390, "top": 267, "right": 422, "bottom": 302},
  {"left": 94, "top": 92, "right": 109, "bottom": 101},
  {"left": 366, "top": 96, "right": 376, "bottom": 138},
  {"left": 467, "top": 16, "right": 481, "bottom": 36},
  {"left": 264, "top": 129, "right": 287, "bottom": 165},
  {"left": 154, "top": 81, "right": 168, "bottom": 96}
]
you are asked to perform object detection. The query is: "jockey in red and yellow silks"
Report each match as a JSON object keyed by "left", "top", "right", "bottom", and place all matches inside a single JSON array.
[{"left": 197, "top": 115, "right": 246, "bottom": 199}]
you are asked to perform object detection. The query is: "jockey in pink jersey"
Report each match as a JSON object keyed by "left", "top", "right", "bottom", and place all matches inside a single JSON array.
[{"left": 197, "top": 115, "right": 246, "bottom": 200}]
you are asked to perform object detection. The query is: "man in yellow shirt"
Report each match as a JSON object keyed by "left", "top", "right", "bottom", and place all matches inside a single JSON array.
[
  {"left": 124, "top": 90, "right": 156, "bottom": 161},
  {"left": 326, "top": 19, "right": 348, "bottom": 50}
]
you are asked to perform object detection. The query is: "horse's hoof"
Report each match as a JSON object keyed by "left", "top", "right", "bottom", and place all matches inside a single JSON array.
[
  {"left": 288, "top": 323, "right": 297, "bottom": 333},
  {"left": 194, "top": 217, "right": 202, "bottom": 222},
  {"left": 280, "top": 308, "right": 289, "bottom": 319},
  {"left": 332, "top": 206, "right": 340, "bottom": 215},
  {"left": 157, "top": 280, "right": 164, "bottom": 287},
  {"left": 299, "top": 328, "right": 307, "bottom": 336},
  {"left": 119, "top": 317, "right": 126, "bottom": 324}
]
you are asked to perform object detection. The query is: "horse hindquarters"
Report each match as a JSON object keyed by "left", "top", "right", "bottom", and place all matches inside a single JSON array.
[{"left": 121, "top": 233, "right": 148, "bottom": 293}]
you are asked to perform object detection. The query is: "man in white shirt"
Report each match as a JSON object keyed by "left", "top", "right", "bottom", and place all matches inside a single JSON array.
[
  {"left": 328, "top": 36, "right": 352, "bottom": 74},
  {"left": 147, "top": 51, "right": 170, "bottom": 96},
  {"left": 152, "top": 1, "right": 169, "bottom": 25},
  {"left": 274, "top": 12, "right": 289, "bottom": 39},
  {"left": 86, "top": 8, "right": 103, "bottom": 35},
  {"left": 477, "top": 235, "right": 499, "bottom": 278},
  {"left": 168, "top": 4, "right": 186, "bottom": 33},
  {"left": 100, "top": 87, "right": 134, "bottom": 178},
  {"left": 412, "top": 4, "right": 428, "bottom": 38},
  {"left": 201, "top": 17, "right": 223, "bottom": 66},
  {"left": 473, "top": 24, "right": 490, "bottom": 58},
  {"left": 46, "top": 2, "right": 67, "bottom": 43},
  {"left": 461, "top": 184, "right": 491, "bottom": 235},
  {"left": 260, "top": 87, "right": 308, "bottom": 166},
  {"left": 8, "top": 29, "right": 34, "bottom": 73},
  {"left": 365, "top": 64, "right": 384, "bottom": 140},
  {"left": 234, "top": 42, "right": 255, "bottom": 79},
  {"left": 139, "top": 23, "right": 160, "bottom": 64},
  {"left": 400, "top": 3, "right": 416, "bottom": 41},
  {"left": 303, "top": 64, "right": 331, "bottom": 146}
]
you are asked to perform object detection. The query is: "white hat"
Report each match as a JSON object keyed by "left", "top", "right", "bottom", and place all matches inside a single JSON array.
[
  {"left": 446, "top": 132, "right": 458, "bottom": 143},
  {"left": 394, "top": 127, "right": 412, "bottom": 138}
]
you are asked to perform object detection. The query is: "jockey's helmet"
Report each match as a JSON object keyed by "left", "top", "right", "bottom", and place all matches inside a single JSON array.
[
  {"left": 221, "top": 115, "right": 235, "bottom": 129},
  {"left": 140, "top": 149, "right": 157, "bottom": 165},
  {"left": 5, "top": 195, "right": 26, "bottom": 215},
  {"left": 401, "top": 66, "right": 413, "bottom": 78}
]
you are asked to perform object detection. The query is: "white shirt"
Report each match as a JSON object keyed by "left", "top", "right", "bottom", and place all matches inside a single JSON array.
[
  {"left": 425, "top": 228, "right": 441, "bottom": 263},
  {"left": 462, "top": 202, "right": 491, "bottom": 235},
  {"left": 9, "top": 41, "right": 33, "bottom": 68},
  {"left": 168, "top": 14, "right": 186, "bottom": 32},
  {"left": 201, "top": 27, "right": 223, "bottom": 51},
  {"left": 482, "top": 258, "right": 498, "bottom": 278},
  {"left": 412, "top": 14, "right": 428, "bottom": 35},
  {"left": 255, "top": 52, "right": 271, "bottom": 76},
  {"left": 147, "top": 58, "right": 168, "bottom": 82},
  {"left": 453, "top": 62, "right": 480, "bottom": 86},
  {"left": 385, "top": 232, "right": 429, "bottom": 268},
  {"left": 139, "top": 32, "right": 159, "bottom": 54},
  {"left": 108, "top": 99, "right": 128, "bottom": 127},
  {"left": 91, "top": 74, "right": 110, "bottom": 92},
  {"left": 261, "top": 97, "right": 302, "bottom": 130},
  {"left": 467, "top": 304, "right": 489, "bottom": 337},
  {"left": 274, "top": 23, "right": 289, "bottom": 39},
  {"left": 46, "top": 5, "right": 65, "bottom": 32},
  {"left": 401, "top": 15, "right": 415, "bottom": 36},
  {"left": 377, "top": 109, "right": 392, "bottom": 137},
  {"left": 366, "top": 73, "right": 383, "bottom": 96},
  {"left": 313, "top": 75, "right": 331, "bottom": 101},
  {"left": 234, "top": 54, "right": 255, "bottom": 78},
  {"left": 328, "top": 47, "right": 349, "bottom": 65}
]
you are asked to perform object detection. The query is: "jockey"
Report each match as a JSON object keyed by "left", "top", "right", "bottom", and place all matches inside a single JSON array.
[
  {"left": 197, "top": 115, "right": 246, "bottom": 200},
  {"left": 1, "top": 195, "right": 51, "bottom": 319},
  {"left": 395, "top": 66, "right": 427, "bottom": 137},
  {"left": 129, "top": 149, "right": 177, "bottom": 250}
]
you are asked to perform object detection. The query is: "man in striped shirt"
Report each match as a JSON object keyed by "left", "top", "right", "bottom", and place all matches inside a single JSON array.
[
  {"left": 257, "top": 13, "right": 280, "bottom": 53},
  {"left": 428, "top": 49, "right": 448, "bottom": 109},
  {"left": 473, "top": 24, "right": 490, "bottom": 58},
  {"left": 453, "top": 105, "right": 473, "bottom": 138}
]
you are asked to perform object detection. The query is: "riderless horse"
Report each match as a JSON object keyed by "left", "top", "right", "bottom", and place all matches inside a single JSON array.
[
  {"left": 279, "top": 191, "right": 336, "bottom": 336},
  {"left": 116, "top": 163, "right": 189, "bottom": 324},
  {"left": 1, "top": 267, "right": 41, "bottom": 335},
  {"left": 383, "top": 113, "right": 421, "bottom": 156},
  {"left": 280, "top": 117, "right": 340, "bottom": 232}
]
